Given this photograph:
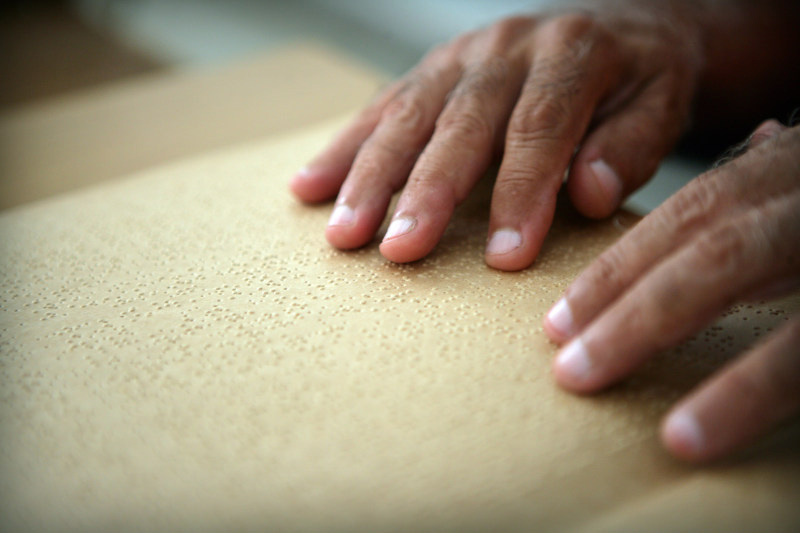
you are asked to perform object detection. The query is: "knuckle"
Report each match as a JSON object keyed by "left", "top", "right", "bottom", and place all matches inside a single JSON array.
[
  {"left": 485, "top": 16, "right": 536, "bottom": 50},
  {"left": 507, "top": 98, "right": 570, "bottom": 142},
  {"left": 589, "top": 246, "right": 629, "bottom": 293},
  {"left": 503, "top": 15, "right": 621, "bottom": 150},
  {"left": 530, "top": 13, "right": 614, "bottom": 88},
  {"left": 446, "top": 30, "right": 478, "bottom": 56},
  {"left": 362, "top": 81, "right": 403, "bottom": 121},
  {"left": 494, "top": 167, "right": 539, "bottom": 198},
  {"left": 540, "top": 12, "right": 598, "bottom": 44},
  {"left": 693, "top": 222, "right": 749, "bottom": 273},
  {"left": 455, "top": 57, "right": 511, "bottom": 98},
  {"left": 409, "top": 165, "right": 462, "bottom": 206},
  {"left": 358, "top": 136, "right": 420, "bottom": 170},
  {"left": 436, "top": 57, "right": 516, "bottom": 145},
  {"left": 655, "top": 177, "right": 721, "bottom": 236},
  {"left": 351, "top": 151, "right": 385, "bottom": 180},
  {"left": 382, "top": 82, "right": 430, "bottom": 131},
  {"left": 436, "top": 108, "right": 494, "bottom": 146},
  {"left": 422, "top": 42, "right": 456, "bottom": 65}
]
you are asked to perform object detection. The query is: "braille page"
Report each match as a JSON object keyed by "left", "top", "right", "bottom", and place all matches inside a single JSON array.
[{"left": 1, "top": 118, "right": 798, "bottom": 532}]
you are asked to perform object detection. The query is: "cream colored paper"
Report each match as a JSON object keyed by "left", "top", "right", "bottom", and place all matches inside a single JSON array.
[{"left": 1, "top": 119, "right": 798, "bottom": 532}]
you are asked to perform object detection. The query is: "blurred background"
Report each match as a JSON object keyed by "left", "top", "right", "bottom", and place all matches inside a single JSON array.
[
  {"left": 0, "top": 0, "right": 701, "bottom": 212},
  {"left": 1, "top": 0, "right": 557, "bottom": 108}
]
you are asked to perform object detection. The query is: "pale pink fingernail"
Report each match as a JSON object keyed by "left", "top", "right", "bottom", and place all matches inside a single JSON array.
[
  {"left": 383, "top": 217, "right": 416, "bottom": 241},
  {"left": 328, "top": 204, "right": 355, "bottom": 227},
  {"left": 663, "top": 410, "right": 705, "bottom": 456},
  {"left": 486, "top": 229, "right": 522, "bottom": 255},
  {"left": 547, "top": 298, "right": 576, "bottom": 338},
  {"left": 589, "top": 159, "right": 623, "bottom": 205},
  {"left": 292, "top": 166, "right": 312, "bottom": 183},
  {"left": 555, "top": 338, "right": 591, "bottom": 382}
]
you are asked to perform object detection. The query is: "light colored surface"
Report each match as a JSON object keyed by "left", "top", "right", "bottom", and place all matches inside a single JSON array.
[
  {"left": 0, "top": 44, "right": 386, "bottom": 210},
  {"left": 1, "top": 118, "right": 798, "bottom": 531}
]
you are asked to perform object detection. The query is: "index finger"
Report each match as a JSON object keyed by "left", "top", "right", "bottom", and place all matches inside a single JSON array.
[{"left": 289, "top": 81, "right": 403, "bottom": 204}]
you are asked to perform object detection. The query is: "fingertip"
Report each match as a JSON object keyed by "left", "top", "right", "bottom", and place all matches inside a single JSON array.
[
  {"left": 325, "top": 226, "right": 374, "bottom": 250},
  {"left": 325, "top": 205, "right": 378, "bottom": 250},
  {"left": 379, "top": 240, "right": 426, "bottom": 264},
  {"left": 379, "top": 216, "right": 423, "bottom": 263},
  {"left": 543, "top": 297, "right": 575, "bottom": 344},
  {"left": 551, "top": 338, "right": 599, "bottom": 394},
  {"left": 290, "top": 167, "right": 343, "bottom": 204},
  {"left": 484, "top": 246, "right": 544, "bottom": 272},
  {"left": 661, "top": 409, "right": 707, "bottom": 463},
  {"left": 485, "top": 252, "right": 532, "bottom": 272},
  {"left": 288, "top": 167, "right": 313, "bottom": 200},
  {"left": 567, "top": 157, "right": 623, "bottom": 219},
  {"left": 484, "top": 228, "right": 541, "bottom": 271},
  {"left": 486, "top": 166, "right": 561, "bottom": 271},
  {"left": 543, "top": 318, "right": 567, "bottom": 344},
  {"left": 379, "top": 216, "right": 441, "bottom": 264}
]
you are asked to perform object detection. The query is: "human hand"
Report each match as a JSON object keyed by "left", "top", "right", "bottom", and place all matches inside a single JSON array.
[
  {"left": 290, "top": 3, "right": 706, "bottom": 270},
  {"left": 544, "top": 120, "right": 800, "bottom": 462}
]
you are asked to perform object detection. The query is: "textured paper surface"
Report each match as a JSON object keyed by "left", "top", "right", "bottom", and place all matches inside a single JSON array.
[{"left": 1, "top": 119, "right": 798, "bottom": 532}]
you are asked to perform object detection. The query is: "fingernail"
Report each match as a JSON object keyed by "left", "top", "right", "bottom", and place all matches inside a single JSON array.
[
  {"left": 292, "top": 166, "right": 311, "bottom": 183},
  {"left": 383, "top": 216, "right": 416, "bottom": 241},
  {"left": 589, "top": 159, "right": 623, "bottom": 206},
  {"left": 555, "top": 338, "right": 591, "bottom": 382},
  {"left": 328, "top": 204, "right": 355, "bottom": 227},
  {"left": 547, "top": 298, "right": 575, "bottom": 338},
  {"left": 664, "top": 410, "right": 705, "bottom": 456},
  {"left": 486, "top": 229, "right": 522, "bottom": 255}
]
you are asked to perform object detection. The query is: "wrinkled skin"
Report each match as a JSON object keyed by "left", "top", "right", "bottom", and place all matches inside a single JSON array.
[
  {"left": 291, "top": 5, "right": 703, "bottom": 270},
  {"left": 546, "top": 120, "right": 800, "bottom": 462},
  {"left": 290, "top": 1, "right": 800, "bottom": 462}
]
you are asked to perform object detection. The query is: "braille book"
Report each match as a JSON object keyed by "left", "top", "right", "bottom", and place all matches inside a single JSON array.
[{"left": 2, "top": 116, "right": 798, "bottom": 531}]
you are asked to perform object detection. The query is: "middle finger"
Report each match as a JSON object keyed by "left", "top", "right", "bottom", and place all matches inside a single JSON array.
[
  {"left": 379, "top": 54, "right": 527, "bottom": 263},
  {"left": 325, "top": 58, "right": 462, "bottom": 250},
  {"left": 486, "top": 14, "right": 622, "bottom": 271}
]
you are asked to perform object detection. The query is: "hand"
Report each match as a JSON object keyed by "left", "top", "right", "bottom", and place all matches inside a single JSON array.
[
  {"left": 290, "top": 3, "right": 706, "bottom": 270},
  {"left": 544, "top": 120, "right": 800, "bottom": 462}
]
